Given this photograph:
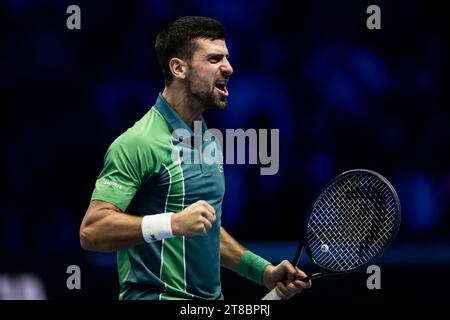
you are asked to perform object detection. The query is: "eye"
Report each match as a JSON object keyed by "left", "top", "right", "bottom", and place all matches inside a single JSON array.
[{"left": 209, "top": 57, "right": 219, "bottom": 64}]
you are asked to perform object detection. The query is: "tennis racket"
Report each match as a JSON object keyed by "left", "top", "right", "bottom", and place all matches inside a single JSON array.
[{"left": 262, "top": 169, "right": 401, "bottom": 300}]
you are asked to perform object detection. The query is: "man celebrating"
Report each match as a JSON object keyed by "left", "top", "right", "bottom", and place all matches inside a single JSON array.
[{"left": 80, "top": 16, "right": 310, "bottom": 300}]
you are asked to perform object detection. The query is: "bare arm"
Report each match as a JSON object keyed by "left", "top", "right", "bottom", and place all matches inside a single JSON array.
[
  {"left": 79, "top": 200, "right": 144, "bottom": 252},
  {"left": 220, "top": 227, "right": 275, "bottom": 283},
  {"left": 220, "top": 227, "right": 311, "bottom": 298},
  {"left": 80, "top": 200, "right": 217, "bottom": 252},
  {"left": 220, "top": 227, "right": 246, "bottom": 271}
]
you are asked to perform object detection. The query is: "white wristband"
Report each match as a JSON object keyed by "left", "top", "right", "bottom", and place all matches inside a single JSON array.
[{"left": 141, "top": 213, "right": 174, "bottom": 243}]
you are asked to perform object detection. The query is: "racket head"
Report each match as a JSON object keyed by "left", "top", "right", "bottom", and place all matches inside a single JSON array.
[{"left": 303, "top": 169, "right": 401, "bottom": 274}]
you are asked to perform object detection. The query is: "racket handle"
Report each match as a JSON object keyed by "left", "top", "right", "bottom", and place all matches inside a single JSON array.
[
  {"left": 261, "top": 275, "right": 311, "bottom": 300},
  {"left": 261, "top": 288, "right": 282, "bottom": 300}
]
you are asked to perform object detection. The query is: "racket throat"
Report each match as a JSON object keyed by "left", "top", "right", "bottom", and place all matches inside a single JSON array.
[{"left": 291, "top": 243, "right": 305, "bottom": 266}]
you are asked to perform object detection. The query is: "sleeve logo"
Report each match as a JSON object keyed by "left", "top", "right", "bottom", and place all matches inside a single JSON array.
[{"left": 102, "top": 179, "right": 123, "bottom": 190}]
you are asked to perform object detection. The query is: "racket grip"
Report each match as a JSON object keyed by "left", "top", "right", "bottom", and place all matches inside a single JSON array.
[{"left": 261, "top": 288, "right": 282, "bottom": 300}]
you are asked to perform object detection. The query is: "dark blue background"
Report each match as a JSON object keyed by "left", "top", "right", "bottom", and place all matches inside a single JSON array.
[{"left": 1, "top": 0, "right": 449, "bottom": 300}]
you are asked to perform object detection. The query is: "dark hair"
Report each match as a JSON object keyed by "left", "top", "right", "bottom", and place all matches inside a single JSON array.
[{"left": 155, "top": 16, "right": 226, "bottom": 85}]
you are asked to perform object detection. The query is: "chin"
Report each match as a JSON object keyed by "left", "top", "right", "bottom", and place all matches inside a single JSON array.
[
  {"left": 199, "top": 91, "right": 229, "bottom": 110},
  {"left": 205, "top": 97, "right": 228, "bottom": 110},
  {"left": 212, "top": 101, "right": 228, "bottom": 110},
  {"left": 217, "top": 98, "right": 228, "bottom": 107}
]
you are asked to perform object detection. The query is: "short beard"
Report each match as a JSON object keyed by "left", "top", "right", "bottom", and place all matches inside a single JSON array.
[{"left": 187, "top": 75, "right": 228, "bottom": 110}]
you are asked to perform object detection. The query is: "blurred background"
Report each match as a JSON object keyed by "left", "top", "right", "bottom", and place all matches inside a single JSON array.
[{"left": 1, "top": 0, "right": 449, "bottom": 300}]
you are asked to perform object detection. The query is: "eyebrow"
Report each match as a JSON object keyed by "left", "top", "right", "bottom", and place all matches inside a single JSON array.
[{"left": 206, "top": 53, "right": 230, "bottom": 59}]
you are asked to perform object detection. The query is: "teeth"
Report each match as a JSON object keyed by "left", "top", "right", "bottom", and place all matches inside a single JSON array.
[{"left": 215, "top": 79, "right": 228, "bottom": 92}]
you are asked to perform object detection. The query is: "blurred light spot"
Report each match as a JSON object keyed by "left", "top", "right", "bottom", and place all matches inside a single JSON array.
[
  {"left": 21, "top": 32, "right": 72, "bottom": 78},
  {"left": 144, "top": 0, "right": 173, "bottom": 23},
  {"left": 348, "top": 48, "right": 389, "bottom": 92},
  {"left": 195, "top": 0, "right": 270, "bottom": 28},
  {"left": 225, "top": 75, "right": 294, "bottom": 142},
  {"left": 412, "top": 176, "right": 435, "bottom": 229},
  {"left": 6, "top": 0, "right": 27, "bottom": 9},
  {"left": 256, "top": 39, "right": 285, "bottom": 71},
  {"left": 328, "top": 75, "right": 360, "bottom": 113},
  {"left": 396, "top": 173, "right": 442, "bottom": 231},
  {"left": 0, "top": 274, "right": 47, "bottom": 300},
  {"left": 88, "top": 253, "right": 117, "bottom": 268},
  {"left": 306, "top": 48, "right": 361, "bottom": 114},
  {"left": 222, "top": 167, "right": 246, "bottom": 226},
  {"left": 309, "top": 152, "right": 333, "bottom": 184},
  {"left": 92, "top": 83, "right": 121, "bottom": 129}
]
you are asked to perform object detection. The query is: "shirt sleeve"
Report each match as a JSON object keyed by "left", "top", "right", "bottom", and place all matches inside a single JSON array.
[{"left": 90, "top": 137, "right": 157, "bottom": 212}]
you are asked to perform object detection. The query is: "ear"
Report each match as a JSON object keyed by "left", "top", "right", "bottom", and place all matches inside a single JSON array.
[{"left": 168, "top": 58, "right": 187, "bottom": 80}]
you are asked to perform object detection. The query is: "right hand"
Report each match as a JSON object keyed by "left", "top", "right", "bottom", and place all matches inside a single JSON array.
[{"left": 171, "top": 200, "right": 216, "bottom": 236}]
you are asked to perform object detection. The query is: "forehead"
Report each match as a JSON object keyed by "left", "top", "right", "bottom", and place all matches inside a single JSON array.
[{"left": 193, "top": 38, "right": 229, "bottom": 56}]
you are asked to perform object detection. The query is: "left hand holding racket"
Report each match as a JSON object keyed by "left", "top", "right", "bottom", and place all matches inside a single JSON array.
[{"left": 262, "top": 261, "right": 312, "bottom": 299}]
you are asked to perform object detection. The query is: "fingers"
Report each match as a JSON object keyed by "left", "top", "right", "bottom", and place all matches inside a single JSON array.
[
  {"left": 201, "top": 210, "right": 216, "bottom": 223},
  {"left": 279, "top": 262, "right": 312, "bottom": 288},
  {"left": 197, "top": 200, "right": 216, "bottom": 216},
  {"left": 177, "top": 200, "right": 216, "bottom": 236},
  {"left": 198, "top": 201, "right": 215, "bottom": 235},
  {"left": 275, "top": 277, "right": 310, "bottom": 300},
  {"left": 294, "top": 279, "right": 311, "bottom": 289},
  {"left": 275, "top": 283, "right": 289, "bottom": 299},
  {"left": 202, "top": 216, "right": 213, "bottom": 232},
  {"left": 275, "top": 281, "right": 302, "bottom": 299},
  {"left": 279, "top": 260, "right": 298, "bottom": 282},
  {"left": 295, "top": 267, "right": 307, "bottom": 278},
  {"left": 295, "top": 267, "right": 312, "bottom": 288},
  {"left": 270, "top": 261, "right": 312, "bottom": 299},
  {"left": 196, "top": 200, "right": 216, "bottom": 224}
]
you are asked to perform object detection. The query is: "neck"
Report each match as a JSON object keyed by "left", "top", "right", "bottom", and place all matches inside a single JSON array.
[{"left": 162, "top": 84, "right": 205, "bottom": 128}]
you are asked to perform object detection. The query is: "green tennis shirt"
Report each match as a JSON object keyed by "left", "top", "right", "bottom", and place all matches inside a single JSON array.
[{"left": 91, "top": 93, "right": 225, "bottom": 300}]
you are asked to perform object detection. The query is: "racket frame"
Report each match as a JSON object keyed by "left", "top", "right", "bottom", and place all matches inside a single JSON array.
[{"left": 292, "top": 169, "right": 401, "bottom": 279}]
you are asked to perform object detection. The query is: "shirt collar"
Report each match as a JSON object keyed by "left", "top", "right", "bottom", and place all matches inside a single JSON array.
[{"left": 154, "top": 93, "right": 208, "bottom": 134}]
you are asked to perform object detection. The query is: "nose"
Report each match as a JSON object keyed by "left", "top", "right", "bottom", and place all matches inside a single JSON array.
[{"left": 220, "top": 58, "right": 233, "bottom": 77}]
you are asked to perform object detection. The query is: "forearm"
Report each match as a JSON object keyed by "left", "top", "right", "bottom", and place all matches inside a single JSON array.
[
  {"left": 80, "top": 201, "right": 144, "bottom": 252},
  {"left": 220, "top": 227, "right": 273, "bottom": 286},
  {"left": 220, "top": 227, "right": 245, "bottom": 271}
]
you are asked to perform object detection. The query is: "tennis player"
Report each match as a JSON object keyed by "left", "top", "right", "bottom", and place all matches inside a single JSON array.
[{"left": 80, "top": 16, "right": 311, "bottom": 300}]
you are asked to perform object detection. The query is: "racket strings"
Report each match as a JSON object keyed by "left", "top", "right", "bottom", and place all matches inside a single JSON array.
[{"left": 307, "top": 172, "right": 398, "bottom": 271}]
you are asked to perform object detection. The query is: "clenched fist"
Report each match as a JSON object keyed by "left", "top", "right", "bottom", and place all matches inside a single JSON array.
[{"left": 171, "top": 200, "right": 216, "bottom": 236}]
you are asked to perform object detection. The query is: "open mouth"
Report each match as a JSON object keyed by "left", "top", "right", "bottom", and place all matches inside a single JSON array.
[{"left": 215, "top": 79, "right": 229, "bottom": 96}]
